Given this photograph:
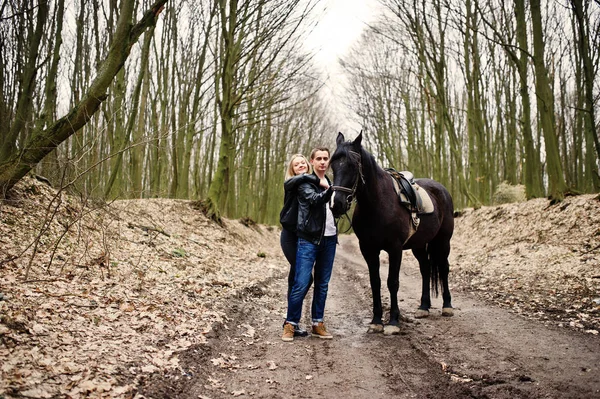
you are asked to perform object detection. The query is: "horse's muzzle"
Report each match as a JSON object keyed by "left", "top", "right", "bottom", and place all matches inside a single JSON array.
[{"left": 330, "top": 191, "right": 351, "bottom": 218}]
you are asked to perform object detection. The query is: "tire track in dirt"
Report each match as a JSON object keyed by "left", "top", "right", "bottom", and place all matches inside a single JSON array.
[
  {"left": 137, "top": 234, "right": 459, "bottom": 398},
  {"left": 330, "top": 236, "right": 469, "bottom": 398},
  {"left": 138, "top": 234, "right": 600, "bottom": 399},
  {"left": 336, "top": 233, "right": 600, "bottom": 399}
]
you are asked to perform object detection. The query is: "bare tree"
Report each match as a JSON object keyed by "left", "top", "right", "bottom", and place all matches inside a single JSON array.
[
  {"left": 0, "top": 0, "right": 168, "bottom": 197},
  {"left": 1, "top": 1, "right": 49, "bottom": 162},
  {"left": 529, "top": 0, "right": 568, "bottom": 202},
  {"left": 571, "top": 0, "right": 600, "bottom": 191},
  {"left": 204, "top": 0, "right": 320, "bottom": 221}
]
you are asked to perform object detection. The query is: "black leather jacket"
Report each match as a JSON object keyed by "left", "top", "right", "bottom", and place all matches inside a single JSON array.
[
  {"left": 295, "top": 173, "right": 335, "bottom": 244},
  {"left": 280, "top": 174, "right": 319, "bottom": 232}
]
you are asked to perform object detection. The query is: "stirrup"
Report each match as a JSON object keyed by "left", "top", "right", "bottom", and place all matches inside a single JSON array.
[{"left": 411, "top": 212, "right": 420, "bottom": 228}]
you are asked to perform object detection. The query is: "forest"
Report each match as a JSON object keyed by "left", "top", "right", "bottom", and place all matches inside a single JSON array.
[{"left": 1, "top": 0, "right": 599, "bottom": 225}]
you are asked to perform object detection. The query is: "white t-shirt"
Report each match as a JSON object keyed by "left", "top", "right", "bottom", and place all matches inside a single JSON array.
[{"left": 324, "top": 204, "right": 336, "bottom": 237}]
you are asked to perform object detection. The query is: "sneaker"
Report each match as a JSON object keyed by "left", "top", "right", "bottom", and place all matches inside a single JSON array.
[
  {"left": 311, "top": 322, "right": 333, "bottom": 339},
  {"left": 282, "top": 322, "right": 295, "bottom": 342},
  {"left": 294, "top": 325, "right": 309, "bottom": 337}
]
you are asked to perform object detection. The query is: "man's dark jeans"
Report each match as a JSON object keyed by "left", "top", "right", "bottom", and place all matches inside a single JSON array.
[{"left": 286, "top": 235, "right": 336, "bottom": 324}]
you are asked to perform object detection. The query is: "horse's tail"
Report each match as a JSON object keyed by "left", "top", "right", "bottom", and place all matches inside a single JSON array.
[
  {"left": 428, "top": 240, "right": 450, "bottom": 297},
  {"left": 430, "top": 255, "right": 440, "bottom": 297}
]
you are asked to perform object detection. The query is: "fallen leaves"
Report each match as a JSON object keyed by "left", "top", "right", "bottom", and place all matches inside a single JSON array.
[
  {"left": 267, "top": 361, "right": 278, "bottom": 370},
  {"left": 211, "top": 353, "right": 240, "bottom": 369},
  {"left": 240, "top": 323, "right": 255, "bottom": 338},
  {"left": 2, "top": 178, "right": 600, "bottom": 397},
  {"left": 0, "top": 177, "right": 286, "bottom": 398},
  {"left": 451, "top": 194, "right": 600, "bottom": 334}
]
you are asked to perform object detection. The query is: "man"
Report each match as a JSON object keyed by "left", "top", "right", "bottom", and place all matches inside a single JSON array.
[{"left": 282, "top": 147, "right": 337, "bottom": 342}]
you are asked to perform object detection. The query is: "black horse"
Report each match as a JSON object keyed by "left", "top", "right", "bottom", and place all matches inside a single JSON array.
[{"left": 330, "top": 132, "right": 454, "bottom": 335}]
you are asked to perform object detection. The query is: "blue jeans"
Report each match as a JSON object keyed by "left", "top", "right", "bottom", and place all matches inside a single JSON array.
[
  {"left": 280, "top": 228, "right": 314, "bottom": 300},
  {"left": 286, "top": 236, "right": 337, "bottom": 324}
]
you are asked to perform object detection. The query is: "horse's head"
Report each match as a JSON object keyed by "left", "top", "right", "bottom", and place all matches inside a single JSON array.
[{"left": 330, "top": 131, "right": 364, "bottom": 218}]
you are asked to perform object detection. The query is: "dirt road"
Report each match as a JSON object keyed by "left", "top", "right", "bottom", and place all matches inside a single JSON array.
[{"left": 139, "top": 235, "right": 600, "bottom": 399}]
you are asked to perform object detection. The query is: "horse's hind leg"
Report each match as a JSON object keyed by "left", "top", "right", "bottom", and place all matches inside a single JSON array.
[
  {"left": 412, "top": 247, "right": 432, "bottom": 319},
  {"left": 432, "top": 238, "right": 453, "bottom": 316}
]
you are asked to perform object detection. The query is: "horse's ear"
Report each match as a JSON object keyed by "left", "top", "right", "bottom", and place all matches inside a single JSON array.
[
  {"left": 353, "top": 130, "right": 363, "bottom": 148},
  {"left": 336, "top": 132, "right": 345, "bottom": 145}
]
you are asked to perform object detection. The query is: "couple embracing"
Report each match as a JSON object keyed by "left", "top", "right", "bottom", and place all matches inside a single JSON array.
[{"left": 279, "top": 148, "right": 337, "bottom": 342}]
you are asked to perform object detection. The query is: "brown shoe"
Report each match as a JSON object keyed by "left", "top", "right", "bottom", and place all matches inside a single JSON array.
[
  {"left": 282, "top": 322, "right": 295, "bottom": 342},
  {"left": 311, "top": 322, "right": 333, "bottom": 339}
]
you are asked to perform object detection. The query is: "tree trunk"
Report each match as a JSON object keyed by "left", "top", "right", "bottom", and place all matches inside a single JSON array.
[
  {"left": 504, "top": 72, "right": 518, "bottom": 185},
  {"left": 205, "top": 0, "right": 241, "bottom": 222},
  {"left": 104, "top": 67, "right": 127, "bottom": 197},
  {"left": 1, "top": 1, "right": 48, "bottom": 162},
  {"left": 514, "top": 0, "right": 545, "bottom": 198},
  {"left": 105, "top": 23, "right": 154, "bottom": 198},
  {"left": 36, "top": 0, "right": 65, "bottom": 183},
  {"left": 530, "top": 0, "right": 567, "bottom": 202},
  {"left": 571, "top": 0, "right": 600, "bottom": 191},
  {"left": 0, "top": 0, "right": 167, "bottom": 197},
  {"left": 131, "top": 28, "right": 154, "bottom": 197},
  {"left": 258, "top": 111, "right": 272, "bottom": 222}
]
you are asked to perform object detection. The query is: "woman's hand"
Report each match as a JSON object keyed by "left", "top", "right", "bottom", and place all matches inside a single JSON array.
[{"left": 319, "top": 178, "right": 330, "bottom": 189}]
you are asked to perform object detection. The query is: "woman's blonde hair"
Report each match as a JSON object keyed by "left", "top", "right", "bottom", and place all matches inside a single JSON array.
[{"left": 284, "top": 153, "right": 312, "bottom": 180}]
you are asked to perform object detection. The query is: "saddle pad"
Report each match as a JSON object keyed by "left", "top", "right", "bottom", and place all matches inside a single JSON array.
[
  {"left": 392, "top": 178, "right": 435, "bottom": 214},
  {"left": 412, "top": 185, "right": 434, "bottom": 214}
]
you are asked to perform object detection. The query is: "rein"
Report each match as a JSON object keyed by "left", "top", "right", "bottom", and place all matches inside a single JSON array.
[{"left": 335, "top": 212, "right": 355, "bottom": 234}]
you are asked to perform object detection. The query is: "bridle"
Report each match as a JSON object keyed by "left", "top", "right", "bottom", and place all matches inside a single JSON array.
[{"left": 331, "top": 150, "right": 365, "bottom": 211}]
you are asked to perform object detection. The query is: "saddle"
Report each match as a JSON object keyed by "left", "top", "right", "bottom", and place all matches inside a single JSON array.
[{"left": 385, "top": 168, "right": 435, "bottom": 232}]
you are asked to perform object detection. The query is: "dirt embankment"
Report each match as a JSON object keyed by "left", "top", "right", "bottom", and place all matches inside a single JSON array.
[
  {"left": 451, "top": 194, "right": 600, "bottom": 333},
  {"left": 1, "top": 177, "right": 285, "bottom": 398}
]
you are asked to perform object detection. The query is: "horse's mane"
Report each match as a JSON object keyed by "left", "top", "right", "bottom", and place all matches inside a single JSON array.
[
  {"left": 335, "top": 141, "right": 381, "bottom": 175},
  {"left": 332, "top": 138, "right": 384, "bottom": 186},
  {"left": 358, "top": 146, "right": 381, "bottom": 176}
]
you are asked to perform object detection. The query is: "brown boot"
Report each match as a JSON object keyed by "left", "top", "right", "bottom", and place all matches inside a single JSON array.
[
  {"left": 282, "top": 322, "right": 295, "bottom": 342},
  {"left": 311, "top": 322, "right": 333, "bottom": 339}
]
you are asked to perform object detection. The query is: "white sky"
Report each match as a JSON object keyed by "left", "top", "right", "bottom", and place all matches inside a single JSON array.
[
  {"left": 304, "top": 0, "right": 380, "bottom": 134},
  {"left": 305, "top": 0, "right": 378, "bottom": 68}
]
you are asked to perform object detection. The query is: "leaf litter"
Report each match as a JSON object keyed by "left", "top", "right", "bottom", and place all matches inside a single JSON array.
[
  {"left": 0, "top": 177, "right": 284, "bottom": 398},
  {"left": 1, "top": 177, "right": 600, "bottom": 398},
  {"left": 450, "top": 194, "right": 600, "bottom": 334}
]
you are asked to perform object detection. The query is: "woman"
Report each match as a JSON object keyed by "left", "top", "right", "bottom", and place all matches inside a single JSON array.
[
  {"left": 279, "top": 154, "right": 319, "bottom": 337},
  {"left": 282, "top": 147, "right": 337, "bottom": 342}
]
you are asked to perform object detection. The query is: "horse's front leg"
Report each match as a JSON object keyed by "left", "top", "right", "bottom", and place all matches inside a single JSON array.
[
  {"left": 362, "top": 249, "right": 383, "bottom": 333},
  {"left": 384, "top": 249, "right": 402, "bottom": 335}
]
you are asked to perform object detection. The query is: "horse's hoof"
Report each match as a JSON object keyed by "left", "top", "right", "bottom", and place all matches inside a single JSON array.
[
  {"left": 442, "top": 307, "right": 454, "bottom": 317},
  {"left": 383, "top": 325, "right": 400, "bottom": 335},
  {"left": 414, "top": 309, "right": 430, "bottom": 319},
  {"left": 367, "top": 324, "right": 384, "bottom": 333}
]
